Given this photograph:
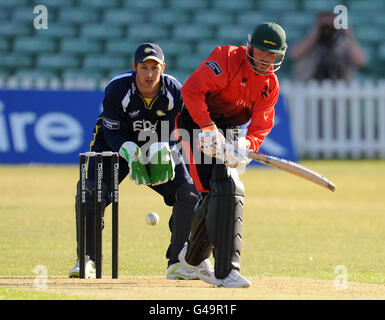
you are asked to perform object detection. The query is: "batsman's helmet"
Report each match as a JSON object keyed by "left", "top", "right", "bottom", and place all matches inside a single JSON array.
[{"left": 246, "top": 22, "right": 287, "bottom": 75}]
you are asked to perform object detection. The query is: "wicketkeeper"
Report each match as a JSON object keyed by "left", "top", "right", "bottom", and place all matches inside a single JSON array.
[
  {"left": 69, "top": 43, "right": 210, "bottom": 279},
  {"left": 176, "top": 22, "right": 288, "bottom": 287}
]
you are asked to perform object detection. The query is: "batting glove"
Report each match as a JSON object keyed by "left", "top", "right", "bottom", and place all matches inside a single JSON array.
[
  {"left": 148, "top": 142, "right": 175, "bottom": 185},
  {"left": 198, "top": 124, "right": 226, "bottom": 159},
  {"left": 119, "top": 141, "right": 151, "bottom": 185},
  {"left": 224, "top": 137, "right": 251, "bottom": 168}
]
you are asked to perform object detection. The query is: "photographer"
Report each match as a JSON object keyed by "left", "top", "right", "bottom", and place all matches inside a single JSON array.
[{"left": 290, "top": 11, "right": 366, "bottom": 82}]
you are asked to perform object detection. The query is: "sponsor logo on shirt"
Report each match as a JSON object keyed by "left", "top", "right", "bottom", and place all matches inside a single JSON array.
[
  {"left": 128, "top": 109, "right": 141, "bottom": 118},
  {"left": 261, "top": 85, "right": 272, "bottom": 100},
  {"left": 205, "top": 61, "right": 222, "bottom": 76},
  {"left": 133, "top": 119, "right": 158, "bottom": 132},
  {"left": 103, "top": 117, "right": 120, "bottom": 130}
]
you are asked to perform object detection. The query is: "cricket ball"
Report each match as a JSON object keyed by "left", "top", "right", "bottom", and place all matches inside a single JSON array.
[{"left": 146, "top": 212, "right": 159, "bottom": 226}]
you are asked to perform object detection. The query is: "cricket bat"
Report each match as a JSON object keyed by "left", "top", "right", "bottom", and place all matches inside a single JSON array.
[{"left": 246, "top": 150, "right": 336, "bottom": 192}]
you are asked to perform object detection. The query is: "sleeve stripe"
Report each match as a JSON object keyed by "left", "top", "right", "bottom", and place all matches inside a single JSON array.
[{"left": 108, "top": 72, "right": 133, "bottom": 85}]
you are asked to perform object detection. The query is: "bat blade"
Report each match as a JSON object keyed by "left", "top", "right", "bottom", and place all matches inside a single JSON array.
[{"left": 247, "top": 151, "right": 336, "bottom": 192}]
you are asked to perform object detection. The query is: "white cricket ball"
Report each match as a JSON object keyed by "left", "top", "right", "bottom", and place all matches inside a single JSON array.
[{"left": 146, "top": 212, "right": 159, "bottom": 226}]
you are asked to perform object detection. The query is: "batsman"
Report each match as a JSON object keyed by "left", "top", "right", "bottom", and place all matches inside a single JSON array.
[
  {"left": 69, "top": 43, "right": 208, "bottom": 279},
  {"left": 176, "top": 22, "right": 288, "bottom": 287}
]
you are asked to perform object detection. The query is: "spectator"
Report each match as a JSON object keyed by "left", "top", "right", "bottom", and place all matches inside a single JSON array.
[{"left": 290, "top": 11, "right": 366, "bottom": 82}]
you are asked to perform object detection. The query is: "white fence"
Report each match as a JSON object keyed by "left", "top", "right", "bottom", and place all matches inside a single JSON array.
[{"left": 281, "top": 80, "right": 385, "bottom": 159}]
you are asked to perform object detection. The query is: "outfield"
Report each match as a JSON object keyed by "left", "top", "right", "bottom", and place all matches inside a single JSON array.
[{"left": 1, "top": 160, "right": 384, "bottom": 300}]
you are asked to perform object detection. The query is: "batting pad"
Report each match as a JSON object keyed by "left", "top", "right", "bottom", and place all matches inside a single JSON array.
[{"left": 206, "top": 165, "right": 244, "bottom": 279}]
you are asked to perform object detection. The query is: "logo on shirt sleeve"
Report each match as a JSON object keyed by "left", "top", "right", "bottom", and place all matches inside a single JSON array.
[
  {"left": 103, "top": 117, "right": 120, "bottom": 130},
  {"left": 205, "top": 61, "right": 222, "bottom": 76}
]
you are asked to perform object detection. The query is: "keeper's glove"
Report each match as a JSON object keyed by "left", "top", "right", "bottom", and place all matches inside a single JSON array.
[
  {"left": 119, "top": 141, "right": 151, "bottom": 185},
  {"left": 198, "top": 124, "right": 226, "bottom": 159},
  {"left": 148, "top": 142, "right": 175, "bottom": 185}
]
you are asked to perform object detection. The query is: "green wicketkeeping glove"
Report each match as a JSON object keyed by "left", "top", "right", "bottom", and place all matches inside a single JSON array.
[
  {"left": 119, "top": 141, "right": 151, "bottom": 185},
  {"left": 148, "top": 142, "right": 175, "bottom": 186}
]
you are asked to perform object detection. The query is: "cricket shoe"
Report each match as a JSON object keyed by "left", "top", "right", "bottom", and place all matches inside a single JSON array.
[
  {"left": 219, "top": 270, "right": 251, "bottom": 288},
  {"left": 166, "top": 262, "right": 199, "bottom": 280},
  {"left": 178, "top": 243, "right": 220, "bottom": 286},
  {"left": 69, "top": 256, "right": 96, "bottom": 279}
]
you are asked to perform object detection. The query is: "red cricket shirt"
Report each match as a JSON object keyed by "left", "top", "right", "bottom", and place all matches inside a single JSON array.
[{"left": 181, "top": 45, "right": 279, "bottom": 152}]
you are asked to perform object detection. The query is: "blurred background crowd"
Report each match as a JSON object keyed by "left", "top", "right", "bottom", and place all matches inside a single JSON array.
[{"left": 0, "top": 0, "right": 383, "bottom": 87}]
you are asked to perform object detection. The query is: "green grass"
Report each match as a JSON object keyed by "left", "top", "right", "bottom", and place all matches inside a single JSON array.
[
  {"left": 241, "top": 160, "right": 385, "bottom": 284},
  {"left": 0, "top": 160, "right": 384, "bottom": 299},
  {"left": 0, "top": 287, "right": 84, "bottom": 300}
]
